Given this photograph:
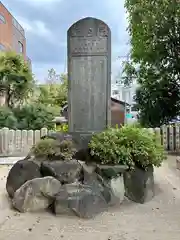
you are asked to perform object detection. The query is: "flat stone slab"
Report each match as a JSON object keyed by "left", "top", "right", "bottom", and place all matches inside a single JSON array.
[{"left": 96, "top": 165, "right": 128, "bottom": 178}]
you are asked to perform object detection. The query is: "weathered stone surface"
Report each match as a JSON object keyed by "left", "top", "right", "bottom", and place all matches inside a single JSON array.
[
  {"left": 95, "top": 165, "right": 128, "bottom": 179},
  {"left": 54, "top": 183, "right": 107, "bottom": 218},
  {"left": 6, "top": 159, "right": 41, "bottom": 198},
  {"left": 73, "top": 148, "right": 91, "bottom": 161},
  {"left": 107, "top": 176, "right": 125, "bottom": 205},
  {"left": 12, "top": 177, "right": 61, "bottom": 212},
  {"left": 41, "top": 160, "right": 82, "bottom": 184},
  {"left": 82, "top": 163, "right": 125, "bottom": 206},
  {"left": 67, "top": 17, "right": 111, "bottom": 149},
  {"left": 123, "top": 165, "right": 155, "bottom": 204}
]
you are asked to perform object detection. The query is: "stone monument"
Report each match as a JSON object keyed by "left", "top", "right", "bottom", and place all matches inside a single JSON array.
[{"left": 67, "top": 17, "right": 111, "bottom": 148}]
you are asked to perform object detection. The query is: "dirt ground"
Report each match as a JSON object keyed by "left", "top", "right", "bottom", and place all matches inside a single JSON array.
[{"left": 0, "top": 156, "right": 180, "bottom": 240}]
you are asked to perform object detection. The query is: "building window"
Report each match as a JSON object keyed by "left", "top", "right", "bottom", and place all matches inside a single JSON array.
[
  {"left": 18, "top": 41, "right": 23, "bottom": 54},
  {"left": 0, "top": 14, "right": 6, "bottom": 24},
  {"left": 0, "top": 43, "right": 5, "bottom": 51}
]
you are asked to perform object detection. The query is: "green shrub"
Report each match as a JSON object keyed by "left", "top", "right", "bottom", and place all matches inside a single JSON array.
[
  {"left": 32, "top": 138, "right": 76, "bottom": 161},
  {"left": 89, "top": 125, "right": 166, "bottom": 169},
  {"left": 89, "top": 127, "right": 133, "bottom": 166},
  {"left": 0, "top": 107, "right": 17, "bottom": 129},
  {"left": 13, "top": 104, "right": 55, "bottom": 130},
  {"left": 56, "top": 123, "right": 68, "bottom": 132}
]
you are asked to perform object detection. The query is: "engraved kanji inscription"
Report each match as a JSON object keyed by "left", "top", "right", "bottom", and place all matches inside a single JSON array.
[{"left": 70, "top": 37, "right": 107, "bottom": 55}]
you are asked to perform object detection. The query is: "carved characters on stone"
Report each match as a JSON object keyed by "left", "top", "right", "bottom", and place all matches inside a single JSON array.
[{"left": 98, "top": 25, "right": 108, "bottom": 37}]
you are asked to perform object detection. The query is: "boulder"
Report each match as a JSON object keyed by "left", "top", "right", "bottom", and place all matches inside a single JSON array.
[
  {"left": 123, "top": 165, "right": 155, "bottom": 203},
  {"left": 54, "top": 183, "right": 107, "bottom": 218},
  {"left": 73, "top": 148, "right": 90, "bottom": 162},
  {"left": 81, "top": 163, "right": 125, "bottom": 206},
  {"left": 95, "top": 165, "right": 128, "bottom": 179},
  {"left": 12, "top": 176, "right": 61, "bottom": 212},
  {"left": 41, "top": 160, "right": 82, "bottom": 184},
  {"left": 107, "top": 176, "right": 125, "bottom": 205},
  {"left": 6, "top": 159, "right": 41, "bottom": 198}
]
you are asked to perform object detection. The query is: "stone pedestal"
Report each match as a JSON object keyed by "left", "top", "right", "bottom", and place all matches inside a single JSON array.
[{"left": 69, "top": 131, "right": 93, "bottom": 149}]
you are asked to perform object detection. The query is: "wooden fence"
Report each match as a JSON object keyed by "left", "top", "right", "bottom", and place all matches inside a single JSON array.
[
  {"left": 0, "top": 127, "right": 48, "bottom": 157},
  {"left": 0, "top": 125, "right": 180, "bottom": 157}
]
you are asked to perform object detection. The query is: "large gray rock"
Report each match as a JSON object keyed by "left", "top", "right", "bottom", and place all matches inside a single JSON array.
[
  {"left": 6, "top": 159, "right": 41, "bottom": 198},
  {"left": 123, "top": 165, "right": 155, "bottom": 203},
  {"left": 95, "top": 165, "right": 128, "bottom": 178},
  {"left": 81, "top": 163, "right": 125, "bottom": 206},
  {"left": 54, "top": 183, "right": 107, "bottom": 218},
  {"left": 12, "top": 177, "right": 61, "bottom": 212},
  {"left": 41, "top": 160, "right": 82, "bottom": 184},
  {"left": 107, "top": 176, "right": 125, "bottom": 205}
]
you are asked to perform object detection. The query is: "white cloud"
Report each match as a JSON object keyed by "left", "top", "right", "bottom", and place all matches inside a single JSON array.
[
  {"left": 16, "top": 17, "right": 59, "bottom": 46},
  {"left": 32, "top": 63, "right": 65, "bottom": 82},
  {"left": 17, "top": 17, "right": 50, "bottom": 37},
  {"left": 16, "top": 0, "right": 64, "bottom": 7}
]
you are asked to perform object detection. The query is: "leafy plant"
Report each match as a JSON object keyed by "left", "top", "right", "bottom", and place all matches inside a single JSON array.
[
  {"left": 89, "top": 125, "right": 166, "bottom": 169},
  {"left": 124, "top": 0, "right": 180, "bottom": 127},
  {"left": 0, "top": 51, "right": 34, "bottom": 108},
  {"left": 32, "top": 138, "right": 76, "bottom": 161},
  {"left": 117, "top": 125, "right": 166, "bottom": 169},
  {"left": 0, "top": 106, "right": 17, "bottom": 129},
  {"left": 13, "top": 104, "right": 55, "bottom": 130},
  {"left": 56, "top": 124, "right": 68, "bottom": 132},
  {"left": 89, "top": 128, "right": 133, "bottom": 167}
]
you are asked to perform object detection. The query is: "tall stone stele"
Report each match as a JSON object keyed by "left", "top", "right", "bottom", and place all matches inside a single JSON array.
[{"left": 67, "top": 17, "right": 111, "bottom": 148}]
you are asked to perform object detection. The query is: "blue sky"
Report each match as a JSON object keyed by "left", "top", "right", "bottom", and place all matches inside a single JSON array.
[{"left": 3, "top": 0, "right": 129, "bottom": 82}]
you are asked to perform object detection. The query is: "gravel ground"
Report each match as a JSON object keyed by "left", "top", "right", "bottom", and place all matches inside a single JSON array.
[{"left": 0, "top": 156, "right": 180, "bottom": 240}]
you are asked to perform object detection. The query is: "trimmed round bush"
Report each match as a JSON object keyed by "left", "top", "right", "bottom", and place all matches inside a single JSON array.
[{"left": 89, "top": 125, "right": 166, "bottom": 169}]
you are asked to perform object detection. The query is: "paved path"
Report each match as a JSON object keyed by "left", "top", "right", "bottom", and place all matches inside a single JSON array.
[
  {"left": 0, "top": 157, "right": 25, "bottom": 165},
  {"left": 0, "top": 156, "right": 180, "bottom": 240}
]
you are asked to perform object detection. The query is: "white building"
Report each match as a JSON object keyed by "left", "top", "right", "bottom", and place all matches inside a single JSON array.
[
  {"left": 111, "top": 79, "right": 138, "bottom": 105},
  {"left": 111, "top": 79, "right": 139, "bottom": 122}
]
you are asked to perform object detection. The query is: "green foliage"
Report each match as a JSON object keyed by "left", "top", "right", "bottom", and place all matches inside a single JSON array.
[
  {"left": 89, "top": 125, "right": 166, "bottom": 169},
  {"left": 89, "top": 127, "right": 134, "bottom": 166},
  {"left": 34, "top": 69, "right": 67, "bottom": 109},
  {"left": 13, "top": 104, "right": 55, "bottom": 130},
  {"left": 124, "top": 0, "right": 180, "bottom": 127},
  {"left": 121, "top": 60, "right": 137, "bottom": 86},
  {"left": 55, "top": 124, "right": 68, "bottom": 132},
  {"left": 0, "top": 106, "right": 17, "bottom": 129},
  {"left": 32, "top": 138, "right": 76, "bottom": 161},
  {"left": 0, "top": 51, "right": 34, "bottom": 108}
]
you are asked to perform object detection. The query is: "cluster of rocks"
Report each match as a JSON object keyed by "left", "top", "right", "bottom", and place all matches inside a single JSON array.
[{"left": 6, "top": 158, "right": 127, "bottom": 218}]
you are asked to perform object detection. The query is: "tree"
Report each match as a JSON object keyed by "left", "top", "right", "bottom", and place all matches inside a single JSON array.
[
  {"left": 124, "top": 0, "right": 180, "bottom": 127},
  {"left": 0, "top": 106, "right": 17, "bottom": 129},
  {"left": 0, "top": 51, "right": 34, "bottom": 108},
  {"left": 13, "top": 104, "right": 55, "bottom": 130},
  {"left": 35, "top": 69, "right": 67, "bottom": 110}
]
